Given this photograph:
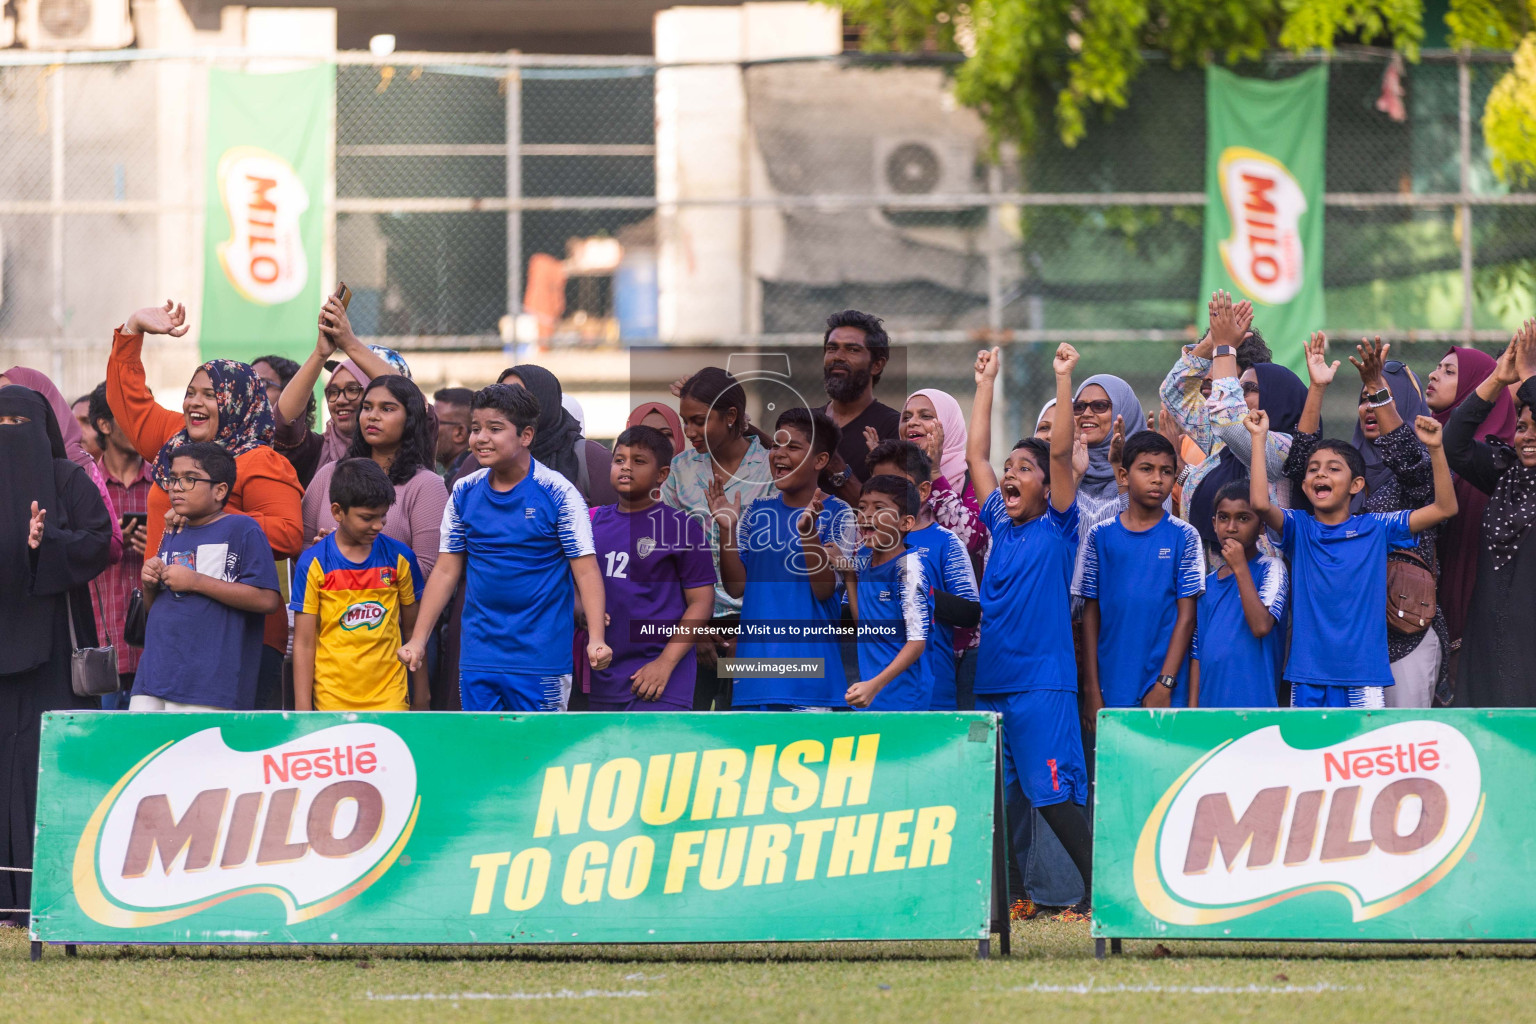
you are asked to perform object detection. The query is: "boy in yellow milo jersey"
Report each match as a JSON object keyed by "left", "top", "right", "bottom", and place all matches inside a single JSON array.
[{"left": 291, "top": 459, "right": 427, "bottom": 711}]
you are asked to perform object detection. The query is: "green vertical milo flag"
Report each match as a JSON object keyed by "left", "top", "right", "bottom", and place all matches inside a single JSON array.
[
  {"left": 201, "top": 65, "right": 332, "bottom": 363},
  {"left": 1201, "top": 66, "right": 1327, "bottom": 373}
]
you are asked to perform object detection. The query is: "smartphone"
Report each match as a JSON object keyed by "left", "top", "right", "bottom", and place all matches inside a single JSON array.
[
  {"left": 333, "top": 281, "right": 352, "bottom": 310},
  {"left": 120, "top": 512, "right": 147, "bottom": 532}
]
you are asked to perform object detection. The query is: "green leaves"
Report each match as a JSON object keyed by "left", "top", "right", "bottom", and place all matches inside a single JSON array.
[
  {"left": 1484, "top": 35, "right": 1536, "bottom": 183},
  {"left": 833, "top": 0, "right": 1508, "bottom": 157}
]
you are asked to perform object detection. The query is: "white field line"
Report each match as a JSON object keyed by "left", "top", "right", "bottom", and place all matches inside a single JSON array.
[
  {"left": 1011, "top": 982, "right": 1362, "bottom": 995},
  {"left": 363, "top": 989, "right": 649, "bottom": 1001}
]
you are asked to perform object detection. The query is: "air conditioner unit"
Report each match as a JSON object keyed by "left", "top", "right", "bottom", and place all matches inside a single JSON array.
[
  {"left": 873, "top": 137, "right": 978, "bottom": 203},
  {"left": 18, "top": 0, "right": 133, "bottom": 50}
]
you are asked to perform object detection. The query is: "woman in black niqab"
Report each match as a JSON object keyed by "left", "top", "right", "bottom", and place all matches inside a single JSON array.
[{"left": 0, "top": 385, "right": 114, "bottom": 925}]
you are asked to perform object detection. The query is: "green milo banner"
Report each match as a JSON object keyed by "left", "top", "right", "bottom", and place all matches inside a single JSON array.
[
  {"left": 29, "top": 712, "right": 995, "bottom": 945},
  {"left": 1201, "top": 66, "right": 1328, "bottom": 374},
  {"left": 200, "top": 65, "right": 332, "bottom": 363},
  {"left": 1093, "top": 709, "right": 1510, "bottom": 941}
]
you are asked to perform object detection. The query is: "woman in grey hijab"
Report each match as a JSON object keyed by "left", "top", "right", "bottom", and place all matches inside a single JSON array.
[{"left": 1072, "top": 373, "right": 1146, "bottom": 530}]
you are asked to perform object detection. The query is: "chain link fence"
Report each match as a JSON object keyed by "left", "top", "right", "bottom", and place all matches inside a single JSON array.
[{"left": 0, "top": 49, "right": 1530, "bottom": 438}]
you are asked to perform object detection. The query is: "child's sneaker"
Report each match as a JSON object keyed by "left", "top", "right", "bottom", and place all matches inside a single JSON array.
[{"left": 1052, "top": 901, "right": 1092, "bottom": 923}]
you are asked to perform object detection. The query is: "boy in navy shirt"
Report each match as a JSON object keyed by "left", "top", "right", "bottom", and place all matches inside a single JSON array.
[
  {"left": 867, "top": 439, "right": 977, "bottom": 710},
  {"left": 1075, "top": 432, "right": 1204, "bottom": 710},
  {"left": 1246, "top": 406, "right": 1457, "bottom": 707},
  {"left": 589, "top": 425, "right": 716, "bottom": 710},
  {"left": 1191, "top": 481, "right": 1287, "bottom": 708},
  {"left": 845, "top": 474, "right": 931, "bottom": 710},
  {"left": 398, "top": 384, "right": 610, "bottom": 712},
  {"left": 134, "top": 443, "right": 283, "bottom": 711},
  {"left": 966, "top": 343, "right": 1094, "bottom": 912},
  {"left": 708, "top": 407, "right": 856, "bottom": 710}
]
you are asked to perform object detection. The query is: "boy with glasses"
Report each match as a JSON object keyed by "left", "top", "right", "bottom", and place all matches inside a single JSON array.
[{"left": 132, "top": 442, "right": 283, "bottom": 711}]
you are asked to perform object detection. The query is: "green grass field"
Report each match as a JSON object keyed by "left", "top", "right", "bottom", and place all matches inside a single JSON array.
[{"left": 8, "top": 921, "right": 1536, "bottom": 1023}]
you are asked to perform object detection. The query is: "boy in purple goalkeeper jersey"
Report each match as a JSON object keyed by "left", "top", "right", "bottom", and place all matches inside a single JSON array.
[{"left": 589, "top": 424, "right": 716, "bottom": 710}]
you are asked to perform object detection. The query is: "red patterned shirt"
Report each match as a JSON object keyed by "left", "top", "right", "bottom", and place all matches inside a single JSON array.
[{"left": 90, "top": 456, "right": 153, "bottom": 674}]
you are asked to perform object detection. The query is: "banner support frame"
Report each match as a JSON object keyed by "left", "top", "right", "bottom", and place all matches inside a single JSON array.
[{"left": 981, "top": 736, "right": 1012, "bottom": 959}]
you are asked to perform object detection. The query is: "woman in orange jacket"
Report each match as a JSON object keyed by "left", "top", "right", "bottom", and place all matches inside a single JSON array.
[{"left": 106, "top": 300, "right": 304, "bottom": 707}]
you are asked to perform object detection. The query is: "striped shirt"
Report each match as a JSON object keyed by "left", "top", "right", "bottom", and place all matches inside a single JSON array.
[{"left": 90, "top": 456, "right": 153, "bottom": 672}]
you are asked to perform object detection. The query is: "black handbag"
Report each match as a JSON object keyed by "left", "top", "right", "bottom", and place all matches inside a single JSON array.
[
  {"left": 68, "top": 589, "right": 120, "bottom": 698},
  {"left": 124, "top": 588, "right": 147, "bottom": 647}
]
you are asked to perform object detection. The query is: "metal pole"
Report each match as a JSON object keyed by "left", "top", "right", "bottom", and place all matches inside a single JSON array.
[
  {"left": 1458, "top": 49, "right": 1474, "bottom": 343},
  {"left": 504, "top": 54, "right": 522, "bottom": 358},
  {"left": 986, "top": 163, "right": 1004, "bottom": 332},
  {"left": 50, "top": 65, "right": 65, "bottom": 382}
]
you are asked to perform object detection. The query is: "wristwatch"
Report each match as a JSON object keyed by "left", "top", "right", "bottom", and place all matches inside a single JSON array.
[
  {"left": 826, "top": 465, "right": 852, "bottom": 489},
  {"left": 1363, "top": 386, "right": 1394, "bottom": 408},
  {"left": 1155, "top": 674, "right": 1176, "bottom": 690},
  {"left": 1213, "top": 345, "right": 1238, "bottom": 358}
]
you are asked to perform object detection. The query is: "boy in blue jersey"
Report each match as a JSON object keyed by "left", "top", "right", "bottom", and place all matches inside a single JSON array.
[
  {"left": 845, "top": 474, "right": 931, "bottom": 709},
  {"left": 1191, "top": 481, "right": 1287, "bottom": 708},
  {"left": 867, "top": 439, "right": 977, "bottom": 710},
  {"left": 708, "top": 407, "right": 856, "bottom": 710},
  {"left": 1246, "top": 404, "right": 1457, "bottom": 708},
  {"left": 1075, "top": 432, "right": 1204, "bottom": 711},
  {"left": 397, "top": 384, "right": 610, "bottom": 711},
  {"left": 966, "top": 342, "right": 1095, "bottom": 912}
]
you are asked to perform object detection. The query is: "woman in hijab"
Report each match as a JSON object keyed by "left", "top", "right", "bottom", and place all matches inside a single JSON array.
[
  {"left": 1072, "top": 373, "right": 1148, "bottom": 540},
  {"left": 1284, "top": 336, "right": 1445, "bottom": 707},
  {"left": 1425, "top": 346, "right": 1518, "bottom": 648},
  {"left": 499, "top": 364, "right": 618, "bottom": 505},
  {"left": 107, "top": 300, "right": 304, "bottom": 709},
  {"left": 1446, "top": 324, "right": 1536, "bottom": 707},
  {"left": 627, "top": 401, "right": 683, "bottom": 449},
  {"left": 1184, "top": 362, "right": 1309, "bottom": 553},
  {"left": 0, "top": 385, "right": 114, "bottom": 925},
  {"left": 1, "top": 367, "right": 123, "bottom": 564},
  {"left": 902, "top": 389, "right": 987, "bottom": 559}
]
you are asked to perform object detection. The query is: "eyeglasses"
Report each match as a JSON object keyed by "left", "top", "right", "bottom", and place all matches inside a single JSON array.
[
  {"left": 166, "top": 473, "right": 213, "bottom": 491},
  {"left": 325, "top": 384, "right": 365, "bottom": 402},
  {"left": 1072, "top": 399, "right": 1112, "bottom": 415}
]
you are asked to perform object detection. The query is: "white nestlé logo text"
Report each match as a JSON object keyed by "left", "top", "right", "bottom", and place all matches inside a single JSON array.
[
  {"left": 74, "top": 724, "right": 418, "bottom": 928},
  {"left": 215, "top": 146, "right": 310, "bottom": 306},
  {"left": 1135, "top": 721, "right": 1483, "bottom": 924},
  {"left": 1217, "top": 146, "right": 1307, "bottom": 306}
]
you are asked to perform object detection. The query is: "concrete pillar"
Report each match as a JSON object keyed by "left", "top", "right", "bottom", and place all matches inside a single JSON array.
[{"left": 653, "top": 2, "right": 840, "bottom": 342}]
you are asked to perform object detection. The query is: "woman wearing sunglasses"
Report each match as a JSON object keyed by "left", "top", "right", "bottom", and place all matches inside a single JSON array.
[{"left": 1283, "top": 334, "right": 1447, "bottom": 708}]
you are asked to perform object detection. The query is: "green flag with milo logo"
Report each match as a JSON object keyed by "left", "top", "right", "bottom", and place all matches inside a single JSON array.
[
  {"left": 200, "top": 64, "right": 333, "bottom": 364},
  {"left": 1201, "top": 66, "right": 1328, "bottom": 374}
]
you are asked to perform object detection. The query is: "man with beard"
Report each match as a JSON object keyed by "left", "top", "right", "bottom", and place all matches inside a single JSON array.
[{"left": 818, "top": 309, "right": 901, "bottom": 502}]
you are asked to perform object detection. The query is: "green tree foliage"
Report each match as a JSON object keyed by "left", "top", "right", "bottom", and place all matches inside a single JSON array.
[
  {"left": 837, "top": 0, "right": 1533, "bottom": 177},
  {"left": 1485, "top": 35, "right": 1536, "bottom": 183}
]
